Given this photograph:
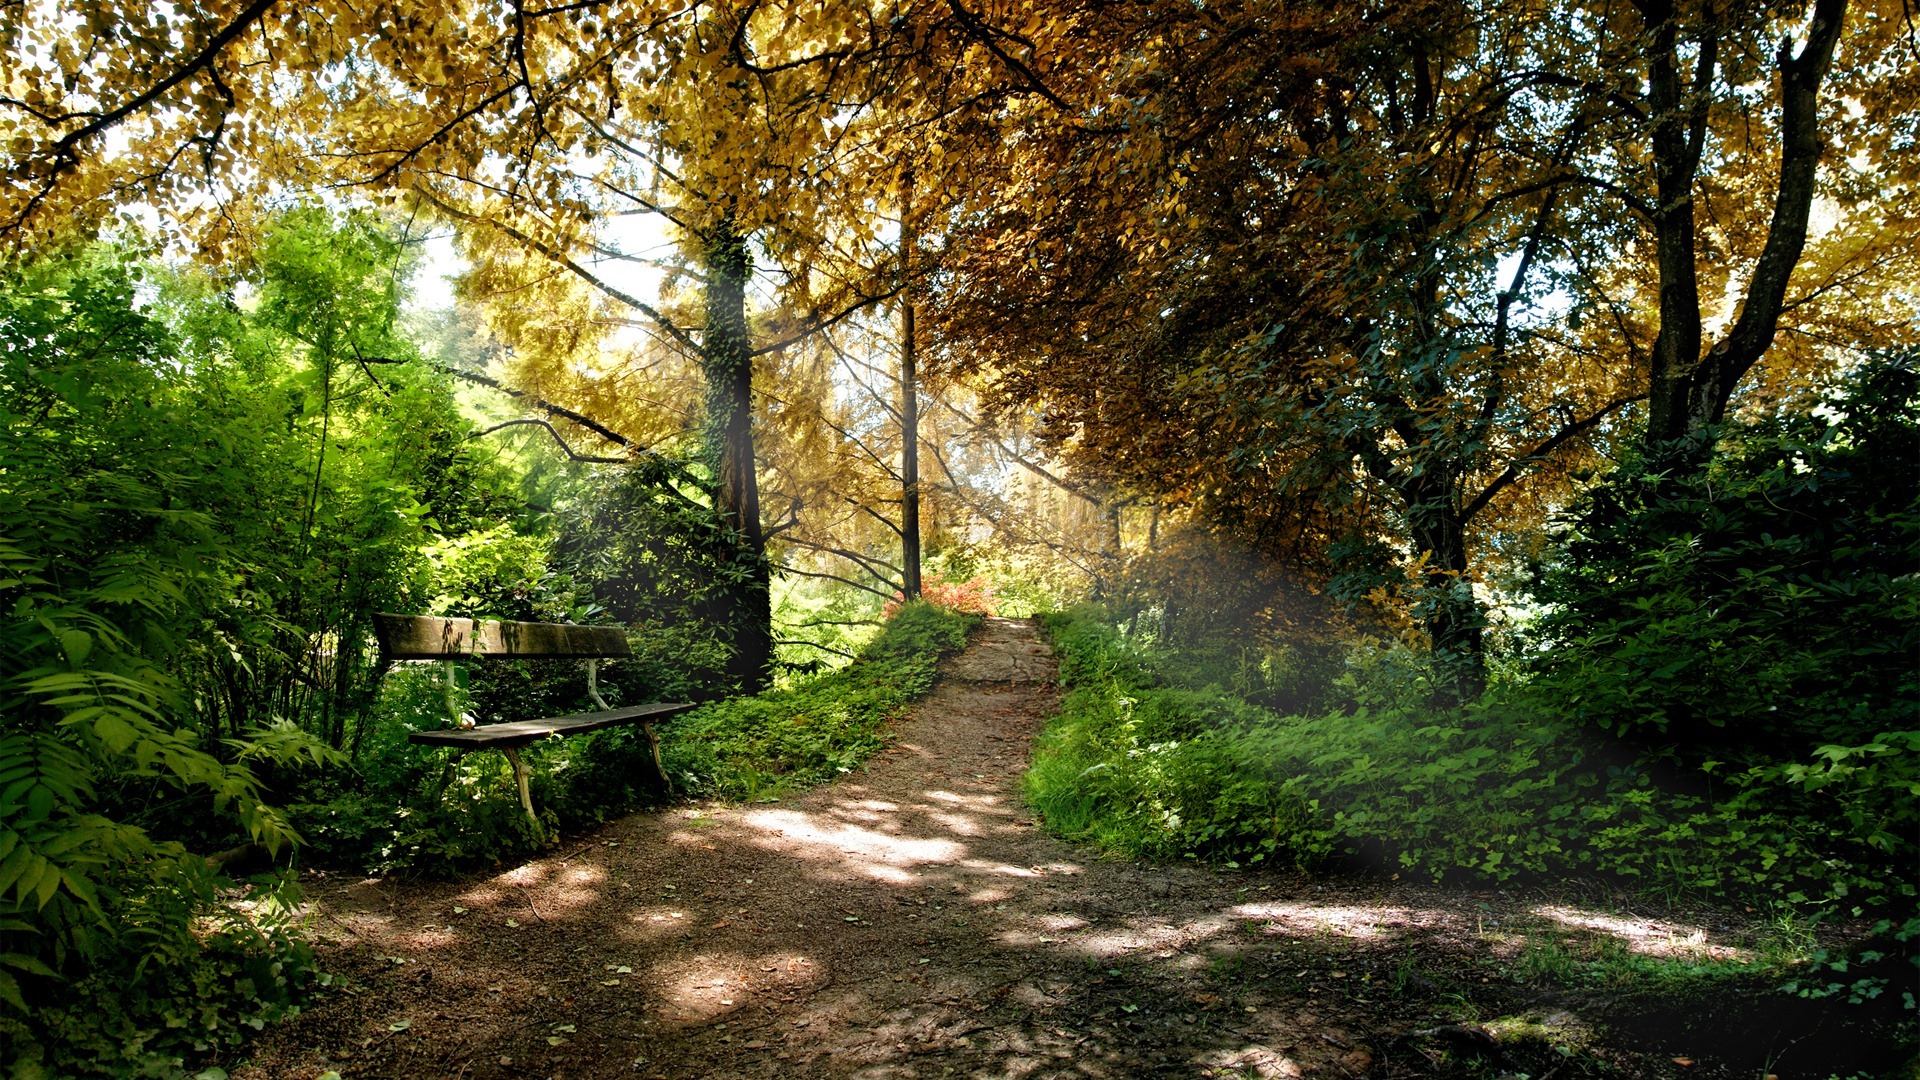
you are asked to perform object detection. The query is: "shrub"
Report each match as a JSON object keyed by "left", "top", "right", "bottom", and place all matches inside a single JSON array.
[
  {"left": 665, "top": 601, "right": 980, "bottom": 800},
  {"left": 1025, "top": 608, "right": 1326, "bottom": 865},
  {"left": 1028, "top": 606, "right": 1918, "bottom": 917},
  {"left": 0, "top": 251, "right": 335, "bottom": 1075},
  {"left": 0, "top": 221, "right": 529, "bottom": 1072},
  {"left": 883, "top": 572, "right": 999, "bottom": 619},
  {"left": 1526, "top": 355, "right": 1919, "bottom": 760},
  {"left": 0, "top": 859, "right": 319, "bottom": 1080}
]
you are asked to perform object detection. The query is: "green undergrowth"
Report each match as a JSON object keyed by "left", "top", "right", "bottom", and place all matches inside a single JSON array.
[
  {"left": 1508, "top": 931, "right": 1786, "bottom": 993},
  {"left": 0, "top": 861, "right": 320, "bottom": 1080},
  {"left": 664, "top": 601, "right": 979, "bottom": 800},
  {"left": 1030, "top": 605, "right": 1918, "bottom": 1069},
  {"left": 1027, "top": 606, "right": 1917, "bottom": 932}
]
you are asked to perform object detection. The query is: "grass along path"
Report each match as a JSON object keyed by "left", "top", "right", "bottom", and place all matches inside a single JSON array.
[{"left": 227, "top": 618, "right": 1900, "bottom": 1079}]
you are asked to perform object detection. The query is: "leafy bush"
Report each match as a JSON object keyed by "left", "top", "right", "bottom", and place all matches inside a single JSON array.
[
  {"left": 1028, "top": 606, "right": 1917, "bottom": 919},
  {"left": 0, "top": 250, "right": 333, "bottom": 1075},
  {"left": 1025, "top": 609, "right": 1325, "bottom": 863},
  {"left": 0, "top": 217, "right": 530, "bottom": 1075},
  {"left": 883, "top": 572, "right": 999, "bottom": 618},
  {"left": 1526, "top": 356, "right": 1919, "bottom": 760},
  {"left": 427, "top": 525, "right": 590, "bottom": 623},
  {"left": 664, "top": 601, "right": 978, "bottom": 800},
  {"left": 0, "top": 863, "right": 319, "bottom": 1080}
]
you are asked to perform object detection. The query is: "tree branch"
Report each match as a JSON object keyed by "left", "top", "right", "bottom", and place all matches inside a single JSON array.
[
  {"left": 750, "top": 282, "right": 906, "bottom": 357},
  {"left": 472, "top": 418, "right": 629, "bottom": 463},
  {"left": 774, "top": 639, "right": 860, "bottom": 660},
  {"left": 773, "top": 564, "right": 898, "bottom": 600},
  {"left": 781, "top": 537, "right": 903, "bottom": 584},
  {"left": 945, "top": 0, "right": 1076, "bottom": 115},
  {"left": 1461, "top": 395, "right": 1645, "bottom": 523},
  {"left": 412, "top": 187, "right": 705, "bottom": 355},
  {"left": 429, "top": 364, "right": 708, "bottom": 495},
  {"left": 3, "top": 0, "right": 280, "bottom": 236},
  {"left": 1702, "top": 0, "right": 1849, "bottom": 399}
]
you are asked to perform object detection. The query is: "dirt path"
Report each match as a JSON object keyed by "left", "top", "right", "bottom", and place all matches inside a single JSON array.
[{"left": 232, "top": 619, "right": 1898, "bottom": 1080}]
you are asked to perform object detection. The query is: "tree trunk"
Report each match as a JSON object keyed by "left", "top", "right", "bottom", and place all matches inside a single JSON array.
[
  {"left": 899, "top": 167, "right": 923, "bottom": 602},
  {"left": 1639, "top": 0, "right": 1710, "bottom": 454},
  {"left": 702, "top": 219, "right": 772, "bottom": 691},
  {"left": 1640, "top": 0, "right": 1848, "bottom": 461},
  {"left": 1401, "top": 470, "right": 1486, "bottom": 707}
]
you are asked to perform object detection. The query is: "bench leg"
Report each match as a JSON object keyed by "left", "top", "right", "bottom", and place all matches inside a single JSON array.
[
  {"left": 503, "top": 747, "right": 541, "bottom": 830},
  {"left": 639, "top": 722, "right": 672, "bottom": 794}
]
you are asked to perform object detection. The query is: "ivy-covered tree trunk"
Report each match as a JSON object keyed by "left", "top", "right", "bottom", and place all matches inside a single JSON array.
[
  {"left": 1403, "top": 476, "right": 1486, "bottom": 707},
  {"left": 701, "top": 220, "right": 772, "bottom": 692}
]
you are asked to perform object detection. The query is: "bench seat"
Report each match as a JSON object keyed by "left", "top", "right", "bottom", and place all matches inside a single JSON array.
[{"left": 408, "top": 702, "right": 698, "bottom": 750}]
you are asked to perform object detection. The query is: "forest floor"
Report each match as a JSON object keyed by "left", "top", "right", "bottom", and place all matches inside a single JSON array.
[{"left": 229, "top": 619, "right": 1907, "bottom": 1080}]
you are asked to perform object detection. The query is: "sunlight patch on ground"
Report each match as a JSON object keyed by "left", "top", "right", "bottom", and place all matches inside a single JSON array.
[
  {"left": 319, "top": 909, "right": 398, "bottom": 938},
  {"left": 923, "top": 789, "right": 1019, "bottom": 814},
  {"left": 453, "top": 861, "right": 608, "bottom": 921},
  {"left": 1069, "top": 915, "right": 1232, "bottom": 959},
  {"left": 997, "top": 912, "right": 1092, "bottom": 948},
  {"left": 646, "top": 951, "right": 821, "bottom": 1026},
  {"left": 1229, "top": 902, "right": 1462, "bottom": 940},
  {"left": 500, "top": 864, "right": 547, "bottom": 886},
  {"left": 1202, "top": 1044, "right": 1305, "bottom": 1078},
  {"left": 512, "top": 865, "right": 608, "bottom": 918},
  {"left": 452, "top": 884, "right": 508, "bottom": 909},
  {"left": 1532, "top": 904, "right": 1748, "bottom": 959},
  {"left": 1034, "top": 913, "right": 1091, "bottom": 932},
  {"left": 738, "top": 807, "right": 967, "bottom": 883},
  {"left": 958, "top": 859, "right": 1047, "bottom": 878},
  {"left": 925, "top": 809, "right": 990, "bottom": 835}
]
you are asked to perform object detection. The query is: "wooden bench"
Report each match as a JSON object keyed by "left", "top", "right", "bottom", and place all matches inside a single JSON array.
[{"left": 374, "top": 614, "right": 697, "bottom": 828}]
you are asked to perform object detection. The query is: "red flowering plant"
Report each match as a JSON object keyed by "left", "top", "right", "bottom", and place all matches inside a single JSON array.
[{"left": 883, "top": 572, "right": 999, "bottom": 618}]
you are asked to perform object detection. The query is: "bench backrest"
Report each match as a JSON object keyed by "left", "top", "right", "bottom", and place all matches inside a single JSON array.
[{"left": 373, "top": 614, "right": 631, "bottom": 660}]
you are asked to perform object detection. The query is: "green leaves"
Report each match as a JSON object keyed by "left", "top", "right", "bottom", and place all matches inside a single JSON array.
[
  {"left": 1031, "top": 604, "right": 1918, "bottom": 923},
  {"left": 0, "top": 225, "right": 458, "bottom": 1067},
  {"left": 1530, "top": 355, "right": 1920, "bottom": 756},
  {"left": 664, "top": 604, "right": 978, "bottom": 802}
]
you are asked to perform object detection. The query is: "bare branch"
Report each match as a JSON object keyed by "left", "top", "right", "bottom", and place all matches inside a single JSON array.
[
  {"left": 750, "top": 282, "right": 906, "bottom": 357},
  {"left": 472, "top": 418, "right": 629, "bottom": 463},
  {"left": 782, "top": 537, "right": 903, "bottom": 584},
  {"left": 774, "top": 639, "right": 860, "bottom": 660},
  {"left": 774, "top": 564, "right": 898, "bottom": 600},
  {"left": 1462, "top": 395, "right": 1645, "bottom": 523}
]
